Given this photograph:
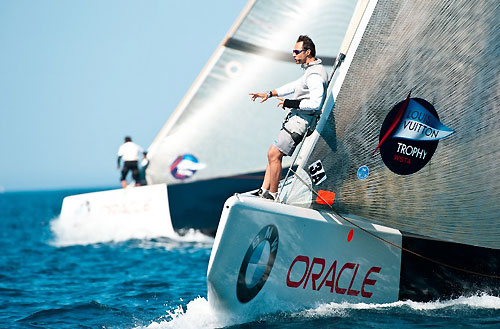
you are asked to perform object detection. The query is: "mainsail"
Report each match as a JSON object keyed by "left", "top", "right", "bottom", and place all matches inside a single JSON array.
[
  {"left": 285, "top": 0, "right": 500, "bottom": 249},
  {"left": 146, "top": 0, "right": 357, "bottom": 185}
]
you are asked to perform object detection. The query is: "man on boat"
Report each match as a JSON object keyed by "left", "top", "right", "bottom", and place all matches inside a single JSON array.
[
  {"left": 138, "top": 151, "right": 150, "bottom": 186},
  {"left": 117, "top": 136, "right": 144, "bottom": 188},
  {"left": 249, "top": 35, "right": 328, "bottom": 200}
]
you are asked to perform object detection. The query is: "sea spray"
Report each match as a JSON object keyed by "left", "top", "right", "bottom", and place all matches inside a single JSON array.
[
  {"left": 139, "top": 294, "right": 500, "bottom": 328},
  {"left": 50, "top": 213, "right": 213, "bottom": 247},
  {"left": 140, "top": 297, "right": 234, "bottom": 329},
  {"left": 293, "top": 293, "right": 500, "bottom": 318}
]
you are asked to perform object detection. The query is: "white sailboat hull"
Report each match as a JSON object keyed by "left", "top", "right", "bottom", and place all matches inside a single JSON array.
[
  {"left": 55, "top": 170, "right": 267, "bottom": 241},
  {"left": 54, "top": 184, "right": 175, "bottom": 244},
  {"left": 207, "top": 195, "right": 402, "bottom": 317}
]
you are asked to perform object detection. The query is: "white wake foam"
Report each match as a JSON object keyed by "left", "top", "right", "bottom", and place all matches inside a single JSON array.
[
  {"left": 138, "top": 297, "right": 234, "bottom": 329},
  {"left": 135, "top": 230, "right": 214, "bottom": 250},
  {"left": 295, "top": 294, "right": 500, "bottom": 318},
  {"left": 140, "top": 294, "right": 500, "bottom": 329},
  {"left": 49, "top": 215, "right": 213, "bottom": 247}
]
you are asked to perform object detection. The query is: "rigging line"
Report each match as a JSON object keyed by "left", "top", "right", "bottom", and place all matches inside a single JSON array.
[{"left": 286, "top": 168, "right": 500, "bottom": 280}]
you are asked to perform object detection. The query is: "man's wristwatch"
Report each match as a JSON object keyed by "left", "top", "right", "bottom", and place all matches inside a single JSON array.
[{"left": 268, "top": 90, "right": 273, "bottom": 98}]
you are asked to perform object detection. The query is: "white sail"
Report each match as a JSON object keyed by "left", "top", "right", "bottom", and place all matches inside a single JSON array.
[{"left": 146, "top": 0, "right": 358, "bottom": 185}]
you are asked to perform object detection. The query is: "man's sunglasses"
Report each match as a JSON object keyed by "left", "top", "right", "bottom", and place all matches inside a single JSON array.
[{"left": 292, "top": 49, "right": 306, "bottom": 55}]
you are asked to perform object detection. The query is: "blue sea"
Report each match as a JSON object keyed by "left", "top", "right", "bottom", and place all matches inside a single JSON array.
[{"left": 1, "top": 189, "right": 499, "bottom": 328}]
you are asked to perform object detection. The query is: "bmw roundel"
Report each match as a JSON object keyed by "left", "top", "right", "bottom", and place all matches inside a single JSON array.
[{"left": 236, "top": 225, "right": 279, "bottom": 303}]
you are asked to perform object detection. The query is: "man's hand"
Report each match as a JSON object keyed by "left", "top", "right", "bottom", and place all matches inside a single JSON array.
[
  {"left": 249, "top": 92, "right": 269, "bottom": 103},
  {"left": 276, "top": 97, "right": 285, "bottom": 109}
]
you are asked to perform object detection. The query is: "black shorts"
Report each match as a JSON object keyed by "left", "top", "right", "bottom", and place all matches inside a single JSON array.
[{"left": 121, "top": 161, "right": 139, "bottom": 181}]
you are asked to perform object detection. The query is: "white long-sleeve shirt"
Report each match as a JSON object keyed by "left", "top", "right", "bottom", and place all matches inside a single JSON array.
[{"left": 275, "top": 59, "right": 328, "bottom": 114}]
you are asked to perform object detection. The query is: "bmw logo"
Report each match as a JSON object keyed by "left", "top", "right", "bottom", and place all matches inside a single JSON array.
[{"left": 236, "top": 225, "right": 279, "bottom": 303}]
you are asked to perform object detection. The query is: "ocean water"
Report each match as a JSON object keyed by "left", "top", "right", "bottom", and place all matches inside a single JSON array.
[{"left": 1, "top": 189, "right": 499, "bottom": 329}]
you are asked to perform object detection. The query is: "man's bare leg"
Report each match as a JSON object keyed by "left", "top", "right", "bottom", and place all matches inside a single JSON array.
[
  {"left": 121, "top": 180, "right": 127, "bottom": 188},
  {"left": 261, "top": 164, "right": 271, "bottom": 190},
  {"left": 267, "top": 145, "right": 284, "bottom": 193}
]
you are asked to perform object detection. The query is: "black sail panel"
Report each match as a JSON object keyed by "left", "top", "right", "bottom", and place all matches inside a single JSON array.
[{"left": 302, "top": 0, "right": 500, "bottom": 249}]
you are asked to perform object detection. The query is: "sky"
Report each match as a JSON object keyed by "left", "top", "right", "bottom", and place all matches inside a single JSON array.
[{"left": 0, "top": 0, "right": 247, "bottom": 192}]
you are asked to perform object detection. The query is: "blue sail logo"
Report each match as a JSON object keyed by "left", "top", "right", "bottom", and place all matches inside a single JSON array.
[
  {"left": 170, "top": 154, "right": 206, "bottom": 180},
  {"left": 392, "top": 99, "right": 455, "bottom": 142}
]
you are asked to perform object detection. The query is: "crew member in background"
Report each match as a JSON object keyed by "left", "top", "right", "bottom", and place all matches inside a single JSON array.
[
  {"left": 117, "top": 136, "right": 143, "bottom": 188},
  {"left": 249, "top": 35, "right": 328, "bottom": 200},
  {"left": 139, "top": 151, "right": 150, "bottom": 186}
]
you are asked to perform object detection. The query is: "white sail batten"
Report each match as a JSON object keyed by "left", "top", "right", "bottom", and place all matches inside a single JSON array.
[
  {"left": 287, "top": 0, "right": 500, "bottom": 249},
  {"left": 146, "top": 0, "right": 357, "bottom": 185}
]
